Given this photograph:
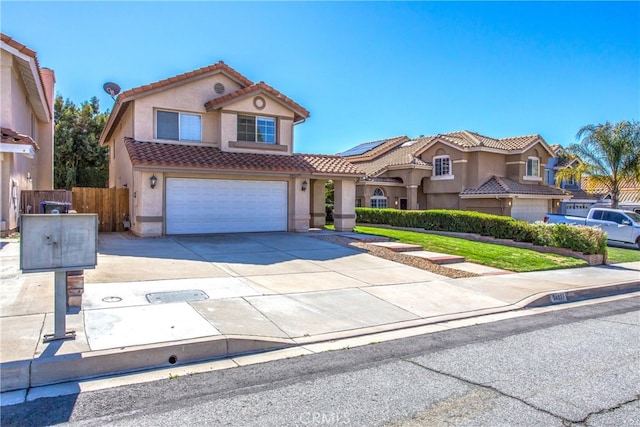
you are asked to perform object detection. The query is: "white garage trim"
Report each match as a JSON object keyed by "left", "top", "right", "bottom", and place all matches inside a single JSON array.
[
  {"left": 166, "top": 178, "right": 288, "bottom": 234},
  {"left": 511, "top": 198, "right": 549, "bottom": 223}
]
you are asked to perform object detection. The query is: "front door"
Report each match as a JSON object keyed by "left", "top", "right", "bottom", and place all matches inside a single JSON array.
[{"left": 400, "top": 198, "right": 407, "bottom": 210}]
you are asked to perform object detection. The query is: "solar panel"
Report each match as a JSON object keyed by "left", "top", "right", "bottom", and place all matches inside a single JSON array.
[{"left": 339, "top": 139, "right": 388, "bottom": 157}]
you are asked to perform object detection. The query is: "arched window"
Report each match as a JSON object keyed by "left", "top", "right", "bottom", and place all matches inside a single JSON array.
[{"left": 370, "top": 188, "right": 387, "bottom": 208}]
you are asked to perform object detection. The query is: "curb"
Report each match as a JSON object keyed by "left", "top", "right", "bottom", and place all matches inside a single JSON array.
[
  {"left": 2, "top": 336, "right": 295, "bottom": 392},
  {"left": 519, "top": 281, "right": 640, "bottom": 308},
  {"left": 3, "top": 282, "right": 639, "bottom": 394}
]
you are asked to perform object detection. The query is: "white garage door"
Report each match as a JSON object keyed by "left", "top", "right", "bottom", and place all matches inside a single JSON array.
[
  {"left": 511, "top": 199, "right": 549, "bottom": 223},
  {"left": 166, "top": 178, "right": 288, "bottom": 234}
]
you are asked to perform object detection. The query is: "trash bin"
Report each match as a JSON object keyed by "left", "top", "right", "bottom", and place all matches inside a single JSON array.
[{"left": 39, "top": 201, "right": 72, "bottom": 214}]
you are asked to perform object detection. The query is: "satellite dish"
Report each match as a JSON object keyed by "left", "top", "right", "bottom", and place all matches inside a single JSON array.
[{"left": 103, "top": 82, "right": 121, "bottom": 100}]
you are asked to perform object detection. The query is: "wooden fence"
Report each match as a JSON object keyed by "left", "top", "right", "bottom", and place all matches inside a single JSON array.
[
  {"left": 20, "top": 190, "right": 72, "bottom": 214},
  {"left": 72, "top": 187, "right": 129, "bottom": 232}
]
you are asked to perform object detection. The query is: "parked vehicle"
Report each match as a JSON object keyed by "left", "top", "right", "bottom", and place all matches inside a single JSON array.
[{"left": 543, "top": 208, "right": 640, "bottom": 249}]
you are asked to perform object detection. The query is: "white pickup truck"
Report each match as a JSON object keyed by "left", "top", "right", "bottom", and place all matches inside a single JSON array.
[{"left": 543, "top": 208, "right": 640, "bottom": 249}]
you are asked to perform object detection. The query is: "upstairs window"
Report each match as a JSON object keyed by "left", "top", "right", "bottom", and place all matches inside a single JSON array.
[
  {"left": 433, "top": 155, "right": 452, "bottom": 176},
  {"left": 157, "top": 111, "right": 201, "bottom": 142},
  {"left": 370, "top": 188, "right": 387, "bottom": 208},
  {"left": 238, "top": 115, "right": 276, "bottom": 144},
  {"left": 526, "top": 157, "right": 540, "bottom": 177}
]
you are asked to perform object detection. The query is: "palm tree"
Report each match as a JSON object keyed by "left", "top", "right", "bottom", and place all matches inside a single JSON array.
[{"left": 559, "top": 120, "right": 640, "bottom": 208}]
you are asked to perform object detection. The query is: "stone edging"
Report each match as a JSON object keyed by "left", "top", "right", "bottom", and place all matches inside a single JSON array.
[{"left": 356, "top": 223, "right": 606, "bottom": 266}]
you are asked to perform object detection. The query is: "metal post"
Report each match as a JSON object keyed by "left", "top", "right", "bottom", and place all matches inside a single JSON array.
[{"left": 43, "top": 271, "right": 76, "bottom": 342}]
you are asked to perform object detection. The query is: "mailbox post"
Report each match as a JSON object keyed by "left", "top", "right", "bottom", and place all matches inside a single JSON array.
[{"left": 20, "top": 214, "right": 98, "bottom": 342}]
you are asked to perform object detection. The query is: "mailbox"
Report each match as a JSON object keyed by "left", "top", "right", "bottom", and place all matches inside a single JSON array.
[
  {"left": 20, "top": 214, "right": 98, "bottom": 273},
  {"left": 19, "top": 214, "right": 98, "bottom": 342}
]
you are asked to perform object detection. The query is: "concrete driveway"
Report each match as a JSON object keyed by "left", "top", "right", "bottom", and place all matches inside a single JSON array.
[
  {"left": 86, "top": 232, "right": 446, "bottom": 286},
  {"left": 82, "top": 231, "right": 503, "bottom": 350}
]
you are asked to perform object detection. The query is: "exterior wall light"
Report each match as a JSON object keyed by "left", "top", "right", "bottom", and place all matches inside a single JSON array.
[
  {"left": 301, "top": 180, "right": 308, "bottom": 192},
  {"left": 150, "top": 174, "right": 158, "bottom": 189}
]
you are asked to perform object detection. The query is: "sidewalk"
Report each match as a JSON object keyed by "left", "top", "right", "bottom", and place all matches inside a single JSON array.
[{"left": 1, "top": 232, "right": 639, "bottom": 399}]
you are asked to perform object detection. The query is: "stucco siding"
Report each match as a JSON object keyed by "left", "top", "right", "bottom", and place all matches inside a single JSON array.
[
  {"left": 426, "top": 193, "right": 459, "bottom": 210},
  {"left": 132, "top": 73, "right": 242, "bottom": 143},
  {"left": 461, "top": 198, "right": 505, "bottom": 216},
  {"left": 109, "top": 107, "right": 135, "bottom": 189}
]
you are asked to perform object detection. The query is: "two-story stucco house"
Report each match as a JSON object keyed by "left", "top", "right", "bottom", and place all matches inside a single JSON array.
[
  {"left": 99, "top": 61, "right": 362, "bottom": 236},
  {"left": 0, "top": 34, "right": 55, "bottom": 233},
  {"left": 340, "top": 131, "right": 570, "bottom": 222}
]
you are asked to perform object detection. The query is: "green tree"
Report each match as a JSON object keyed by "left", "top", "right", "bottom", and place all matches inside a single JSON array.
[
  {"left": 54, "top": 95, "right": 109, "bottom": 189},
  {"left": 559, "top": 120, "right": 640, "bottom": 208}
]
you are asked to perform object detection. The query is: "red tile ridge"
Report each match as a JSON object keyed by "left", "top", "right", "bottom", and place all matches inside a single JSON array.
[
  {"left": 117, "top": 61, "right": 254, "bottom": 100},
  {"left": 1, "top": 127, "right": 40, "bottom": 150},
  {"left": 204, "top": 81, "right": 310, "bottom": 120}
]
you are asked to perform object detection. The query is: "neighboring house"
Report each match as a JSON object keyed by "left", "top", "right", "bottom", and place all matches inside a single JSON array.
[
  {"left": 340, "top": 131, "right": 570, "bottom": 223},
  {"left": 546, "top": 144, "right": 599, "bottom": 216},
  {"left": 99, "top": 61, "right": 362, "bottom": 236},
  {"left": 546, "top": 145, "right": 640, "bottom": 215},
  {"left": 582, "top": 176, "right": 640, "bottom": 213},
  {"left": 0, "top": 34, "right": 55, "bottom": 233}
]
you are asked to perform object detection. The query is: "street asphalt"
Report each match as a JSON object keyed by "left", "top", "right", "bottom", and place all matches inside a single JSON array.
[{"left": 1, "top": 230, "right": 639, "bottom": 403}]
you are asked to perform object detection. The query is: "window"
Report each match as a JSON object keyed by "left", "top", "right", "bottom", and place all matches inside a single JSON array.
[
  {"left": 157, "top": 110, "right": 201, "bottom": 142},
  {"left": 604, "top": 211, "right": 626, "bottom": 224},
  {"left": 434, "top": 155, "right": 452, "bottom": 176},
  {"left": 370, "top": 188, "right": 387, "bottom": 208},
  {"left": 526, "top": 157, "right": 540, "bottom": 177},
  {"left": 565, "top": 176, "right": 575, "bottom": 186},
  {"left": 238, "top": 115, "right": 276, "bottom": 143}
]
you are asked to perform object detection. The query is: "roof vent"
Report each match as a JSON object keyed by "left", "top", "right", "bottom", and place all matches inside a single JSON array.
[{"left": 214, "top": 83, "right": 225, "bottom": 94}]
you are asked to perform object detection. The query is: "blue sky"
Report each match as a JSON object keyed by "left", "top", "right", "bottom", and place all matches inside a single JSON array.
[{"left": 2, "top": 1, "right": 638, "bottom": 155}]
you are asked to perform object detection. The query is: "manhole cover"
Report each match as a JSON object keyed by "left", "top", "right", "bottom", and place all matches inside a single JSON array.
[
  {"left": 146, "top": 290, "right": 209, "bottom": 304},
  {"left": 102, "top": 296, "right": 122, "bottom": 303}
]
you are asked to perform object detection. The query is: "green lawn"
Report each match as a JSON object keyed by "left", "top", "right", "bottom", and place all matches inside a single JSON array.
[
  {"left": 354, "top": 226, "right": 588, "bottom": 272},
  {"left": 606, "top": 247, "right": 640, "bottom": 263}
]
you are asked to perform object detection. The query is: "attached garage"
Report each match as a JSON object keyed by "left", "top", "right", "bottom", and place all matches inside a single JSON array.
[
  {"left": 166, "top": 178, "right": 288, "bottom": 234},
  {"left": 511, "top": 198, "right": 548, "bottom": 223}
]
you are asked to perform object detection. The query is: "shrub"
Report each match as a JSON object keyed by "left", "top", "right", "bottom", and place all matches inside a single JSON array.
[{"left": 355, "top": 208, "right": 607, "bottom": 255}]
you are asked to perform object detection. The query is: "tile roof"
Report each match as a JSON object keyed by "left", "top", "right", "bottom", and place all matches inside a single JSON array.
[
  {"left": 1, "top": 33, "right": 51, "bottom": 118},
  {"left": 297, "top": 153, "right": 363, "bottom": 175},
  {"left": 344, "top": 131, "right": 553, "bottom": 178},
  {"left": 566, "top": 189, "right": 602, "bottom": 201},
  {"left": 345, "top": 136, "right": 435, "bottom": 177},
  {"left": 204, "top": 81, "right": 310, "bottom": 122},
  {"left": 460, "top": 176, "right": 570, "bottom": 197},
  {"left": 118, "top": 61, "right": 253, "bottom": 100},
  {"left": 1, "top": 127, "right": 39, "bottom": 150},
  {"left": 338, "top": 136, "right": 409, "bottom": 158},
  {"left": 124, "top": 138, "right": 362, "bottom": 176},
  {"left": 437, "top": 131, "right": 542, "bottom": 150},
  {"left": 582, "top": 176, "right": 640, "bottom": 203}
]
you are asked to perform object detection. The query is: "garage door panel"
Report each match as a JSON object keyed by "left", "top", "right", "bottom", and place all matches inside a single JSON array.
[
  {"left": 166, "top": 178, "right": 288, "bottom": 234},
  {"left": 511, "top": 199, "right": 548, "bottom": 223}
]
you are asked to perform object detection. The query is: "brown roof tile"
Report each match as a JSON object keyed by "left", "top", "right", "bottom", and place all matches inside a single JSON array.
[
  {"left": 1, "top": 127, "right": 39, "bottom": 150},
  {"left": 204, "top": 81, "right": 310, "bottom": 121},
  {"left": 460, "top": 176, "right": 570, "bottom": 197},
  {"left": 438, "top": 131, "right": 541, "bottom": 150},
  {"left": 118, "top": 61, "right": 254, "bottom": 100},
  {"left": 344, "top": 131, "right": 552, "bottom": 178},
  {"left": 124, "top": 138, "right": 362, "bottom": 176},
  {"left": 297, "top": 154, "right": 363, "bottom": 175},
  {"left": 345, "top": 136, "right": 434, "bottom": 177}
]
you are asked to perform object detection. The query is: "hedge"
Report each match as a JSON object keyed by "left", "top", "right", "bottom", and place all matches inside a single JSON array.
[{"left": 355, "top": 208, "right": 607, "bottom": 255}]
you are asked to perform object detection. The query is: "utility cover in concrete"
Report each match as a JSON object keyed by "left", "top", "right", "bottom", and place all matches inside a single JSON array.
[{"left": 146, "top": 290, "right": 209, "bottom": 304}]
